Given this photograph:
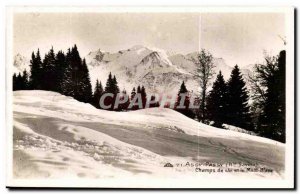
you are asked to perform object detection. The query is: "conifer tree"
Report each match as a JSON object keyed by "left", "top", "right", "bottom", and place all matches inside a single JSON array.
[
  {"left": 135, "top": 86, "right": 142, "bottom": 109},
  {"left": 13, "top": 73, "right": 17, "bottom": 91},
  {"left": 77, "top": 58, "right": 92, "bottom": 103},
  {"left": 130, "top": 87, "right": 138, "bottom": 110},
  {"left": 61, "top": 48, "right": 74, "bottom": 97},
  {"left": 55, "top": 50, "right": 67, "bottom": 92},
  {"left": 119, "top": 89, "right": 130, "bottom": 111},
  {"left": 112, "top": 75, "right": 120, "bottom": 94},
  {"left": 104, "top": 73, "right": 120, "bottom": 110},
  {"left": 16, "top": 73, "right": 23, "bottom": 90},
  {"left": 131, "top": 87, "right": 136, "bottom": 101},
  {"left": 137, "top": 85, "right": 142, "bottom": 93},
  {"left": 175, "top": 81, "right": 194, "bottom": 118},
  {"left": 69, "top": 44, "right": 84, "bottom": 100},
  {"left": 22, "top": 70, "right": 29, "bottom": 90},
  {"left": 105, "top": 72, "right": 114, "bottom": 94},
  {"left": 227, "top": 65, "right": 251, "bottom": 129},
  {"left": 13, "top": 71, "right": 29, "bottom": 90},
  {"left": 60, "top": 45, "right": 92, "bottom": 103},
  {"left": 141, "top": 86, "right": 147, "bottom": 108},
  {"left": 29, "top": 49, "right": 42, "bottom": 89},
  {"left": 206, "top": 71, "right": 228, "bottom": 128},
  {"left": 250, "top": 50, "right": 286, "bottom": 142},
  {"left": 93, "top": 79, "right": 104, "bottom": 108},
  {"left": 149, "top": 95, "right": 160, "bottom": 108},
  {"left": 41, "top": 47, "right": 56, "bottom": 91}
]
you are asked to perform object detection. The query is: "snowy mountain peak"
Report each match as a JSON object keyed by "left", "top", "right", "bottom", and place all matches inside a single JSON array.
[
  {"left": 86, "top": 49, "right": 105, "bottom": 64},
  {"left": 13, "top": 53, "right": 30, "bottom": 74},
  {"left": 14, "top": 53, "right": 27, "bottom": 67},
  {"left": 140, "top": 51, "right": 173, "bottom": 68}
]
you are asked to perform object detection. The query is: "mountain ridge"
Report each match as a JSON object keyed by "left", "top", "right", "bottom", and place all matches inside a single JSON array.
[{"left": 12, "top": 45, "right": 252, "bottom": 94}]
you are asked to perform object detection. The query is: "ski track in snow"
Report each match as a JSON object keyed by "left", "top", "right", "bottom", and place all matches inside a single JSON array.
[{"left": 12, "top": 90, "right": 285, "bottom": 180}]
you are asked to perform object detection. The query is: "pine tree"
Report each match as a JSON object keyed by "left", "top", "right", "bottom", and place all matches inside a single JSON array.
[
  {"left": 149, "top": 95, "right": 160, "bottom": 108},
  {"left": 105, "top": 72, "right": 114, "bottom": 94},
  {"left": 130, "top": 87, "right": 138, "bottom": 110},
  {"left": 227, "top": 65, "right": 251, "bottom": 129},
  {"left": 135, "top": 86, "right": 142, "bottom": 109},
  {"left": 131, "top": 87, "right": 136, "bottom": 100},
  {"left": 13, "top": 71, "right": 29, "bottom": 90},
  {"left": 104, "top": 73, "right": 120, "bottom": 110},
  {"left": 29, "top": 49, "right": 42, "bottom": 89},
  {"left": 93, "top": 79, "right": 104, "bottom": 108},
  {"left": 277, "top": 50, "right": 286, "bottom": 142},
  {"left": 252, "top": 50, "right": 286, "bottom": 142},
  {"left": 13, "top": 73, "right": 17, "bottom": 91},
  {"left": 60, "top": 45, "right": 92, "bottom": 103},
  {"left": 41, "top": 47, "right": 56, "bottom": 91},
  {"left": 112, "top": 75, "right": 120, "bottom": 94},
  {"left": 55, "top": 50, "right": 67, "bottom": 92},
  {"left": 16, "top": 73, "right": 23, "bottom": 90},
  {"left": 119, "top": 89, "right": 130, "bottom": 111},
  {"left": 175, "top": 81, "right": 194, "bottom": 118},
  {"left": 61, "top": 48, "right": 74, "bottom": 97},
  {"left": 22, "top": 70, "right": 29, "bottom": 90},
  {"left": 206, "top": 71, "right": 228, "bottom": 128},
  {"left": 77, "top": 58, "right": 92, "bottom": 103},
  {"left": 141, "top": 86, "right": 147, "bottom": 108},
  {"left": 70, "top": 44, "right": 83, "bottom": 100}
]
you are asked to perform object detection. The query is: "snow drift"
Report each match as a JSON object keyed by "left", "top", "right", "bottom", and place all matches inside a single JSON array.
[{"left": 12, "top": 91, "right": 285, "bottom": 180}]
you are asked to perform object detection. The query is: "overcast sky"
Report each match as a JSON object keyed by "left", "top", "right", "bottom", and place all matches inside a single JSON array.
[{"left": 13, "top": 12, "right": 285, "bottom": 67}]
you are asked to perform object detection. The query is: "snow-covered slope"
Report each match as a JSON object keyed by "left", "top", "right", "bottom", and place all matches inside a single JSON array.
[
  {"left": 86, "top": 46, "right": 252, "bottom": 94},
  {"left": 13, "top": 91, "right": 284, "bottom": 180},
  {"left": 86, "top": 45, "right": 193, "bottom": 94}
]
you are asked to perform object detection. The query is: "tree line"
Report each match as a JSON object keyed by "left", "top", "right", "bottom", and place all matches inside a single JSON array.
[
  {"left": 12, "top": 45, "right": 286, "bottom": 143},
  {"left": 191, "top": 49, "right": 286, "bottom": 143},
  {"left": 13, "top": 45, "right": 93, "bottom": 103},
  {"left": 92, "top": 72, "right": 159, "bottom": 111}
]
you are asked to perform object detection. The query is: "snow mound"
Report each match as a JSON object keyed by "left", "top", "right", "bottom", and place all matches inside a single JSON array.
[{"left": 13, "top": 91, "right": 285, "bottom": 180}]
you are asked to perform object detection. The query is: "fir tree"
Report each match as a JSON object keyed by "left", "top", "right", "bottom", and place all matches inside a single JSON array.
[
  {"left": 105, "top": 72, "right": 114, "bottom": 94},
  {"left": 69, "top": 44, "right": 84, "bottom": 100},
  {"left": 149, "top": 95, "right": 160, "bottom": 108},
  {"left": 29, "top": 49, "right": 42, "bottom": 89},
  {"left": 206, "top": 71, "right": 228, "bottom": 128},
  {"left": 60, "top": 48, "right": 74, "bottom": 97},
  {"left": 77, "top": 58, "right": 92, "bottom": 103},
  {"left": 175, "top": 81, "right": 194, "bottom": 118},
  {"left": 13, "top": 71, "right": 29, "bottom": 90},
  {"left": 135, "top": 86, "right": 142, "bottom": 109},
  {"left": 141, "top": 86, "right": 147, "bottom": 108},
  {"left": 131, "top": 87, "right": 136, "bottom": 101},
  {"left": 16, "top": 73, "right": 23, "bottom": 90},
  {"left": 251, "top": 50, "right": 286, "bottom": 142},
  {"left": 277, "top": 50, "right": 286, "bottom": 142},
  {"left": 227, "top": 65, "right": 251, "bottom": 129},
  {"left": 12, "top": 73, "right": 17, "bottom": 91},
  {"left": 119, "top": 89, "right": 130, "bottom": 111},
  {"left": 112, "top": 75, "right": 120, "bottom": 94},
  {"left": 41, "top": 47, "right": 56, "bottom": 91},
  {"left": 130, "top": 87, "right": 138, "bottom": 110},
  {"left": 55, "top": 50, "right": 67, "bottom": 92},
  {"left": 60, "top": 45, "right": 92, "bottom": 103},
  {"left": 93, "top": 79, "right": 104, "bottom": 108},
  {"left": 104, "top": 73, "right": 120, "bottom": 110},
  {"left": 22, "top": 70, "right": 29, "bottom": 90}
]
